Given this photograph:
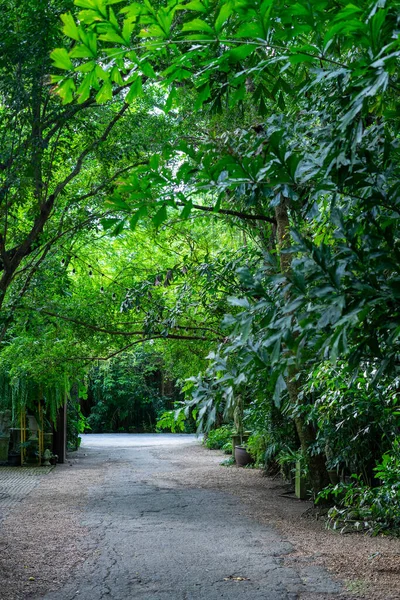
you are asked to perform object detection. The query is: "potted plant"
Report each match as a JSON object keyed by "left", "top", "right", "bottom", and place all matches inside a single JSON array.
[
  {"left": 233, "top": 397, "right": 253, "bottom": 467},
  {"left": 8, "top": 443, "right": 22, "bottom": 467}
]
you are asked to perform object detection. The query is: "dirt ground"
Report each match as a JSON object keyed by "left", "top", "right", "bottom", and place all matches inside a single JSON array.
[{"left": 0, "top": 440, "right": 399, "bottom": 599}]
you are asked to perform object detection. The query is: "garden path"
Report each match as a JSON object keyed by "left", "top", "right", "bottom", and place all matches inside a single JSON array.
[
  {"left": 2, "top": 434, "right": 399, "bottom": 600},
  {"left": 42, "top": 434, "right": 343, "bottom": 600}
]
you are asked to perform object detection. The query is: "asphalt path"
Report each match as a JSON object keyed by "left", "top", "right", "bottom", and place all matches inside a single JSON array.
[{"left": 43, "top": 434, "right": 343, "bottom": 600}]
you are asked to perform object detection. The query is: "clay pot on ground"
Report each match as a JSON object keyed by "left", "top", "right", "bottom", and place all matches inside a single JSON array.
[
  {"left": 7, "top": 452, "right": 21, "bottom": 467},
  {"left": 234, "top": 445, "right": 253, "bottom": 467}
]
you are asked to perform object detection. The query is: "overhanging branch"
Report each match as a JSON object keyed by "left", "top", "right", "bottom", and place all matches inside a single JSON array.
[{"left": 177, "top": 201, "right": 276, "bottom": 224}]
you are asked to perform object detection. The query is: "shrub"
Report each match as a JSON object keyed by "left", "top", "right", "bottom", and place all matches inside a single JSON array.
[
  {"left": 246, "top": 432, "right": 267, "bottom": 467},
  {"left": 318, "top": 439, "right": 400, "bottom": 536},
  {"left": 203, "top": 426, "right": 232, "bottom": 450}
]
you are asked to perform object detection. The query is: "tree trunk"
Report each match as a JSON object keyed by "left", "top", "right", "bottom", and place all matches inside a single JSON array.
[{"left": 274, "top": 201, "right": 330, "bottom": 496}]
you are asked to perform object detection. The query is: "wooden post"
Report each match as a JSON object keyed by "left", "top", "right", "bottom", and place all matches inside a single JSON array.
[
  {"left": 20, "top": 408, "right": 26, "bottom": 466},
  {"left": 53, "top": 403, "right": 67, "bottom": 463},
  {"left": 295, "top": 460, "right": 307, "bottom": 499},
  {"left": 38, "top": 402, "right": 44, "bottom": 466}
]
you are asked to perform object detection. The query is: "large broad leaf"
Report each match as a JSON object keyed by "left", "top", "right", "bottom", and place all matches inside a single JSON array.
[
  {"left": 214, "top": 2, "right": 234, "bottom": 34},
  {"left": 153, "top": 204, "right": 168, "bottom": 227},
  {"left": 163, "top": 86, "right": 177, "bottom": 113},
  {"left": 61, "top": 13, "right": 80, "bottom": 41},
  {"left": 180, "top": 201, "right": 193, "bottom": 219},
  {"left": 229, "top": 44, "right": 254, "bottom": 62},
  {"left": 234, "top": 22, "right": 264, "bottom": 39},
  {"left": 50, "top": 48, "right": 73, "bottom": 70},
  {"left": 194, "top": 82, "right": 211, "bottom": 110},
  {"left": 105, "top": 196, "right": 130, "bottom": 210},
  {"left": 125, "top": 76, "right": 143, "bottom": 102},
  {"left": 57, "top": 79, "right": 76, "bottom": 104},
  {"left": 95, "top": 79, "right": 113, "bottom": 103},
  {"left": 77, "top": 74, "right": 93, "bottom": 103},
  {"left": 182, "top": 18, "right": 214, "bottom": 35},
  {"left": 129, "top": 206, "right": 148, "bottom": 230},
  {"left": 176, "top": 1, "right": 208, "bottom": 13},
  {"left": 273, "top": 374, "right": 287, "bottom": 407},
  {"left": 70, "top": 44, "right": 95, "bottom": 59},
  {"left": 98, "top": 30, "right": 126, "bottom": 44}
]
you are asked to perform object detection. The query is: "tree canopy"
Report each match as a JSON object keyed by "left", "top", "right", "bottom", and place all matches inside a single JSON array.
[{"left": 1, "top": 0, "right": 400, "bottom": 531}]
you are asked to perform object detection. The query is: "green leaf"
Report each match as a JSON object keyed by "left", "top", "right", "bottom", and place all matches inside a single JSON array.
[
  {"left": 50, "top": 48, "right": 73, "bottom": 70},
  {"left": 70, "top": 44, "right": 95, "bottom": 59},
  {"left": 149, "top": 154, "right": 160, "bottom": 170},
  {"left": 182, "top": 18, "right": 214, "bottom": 35},
  {"left": 75, "top": 60, "right": 96, "bottom": 73},
  {"left": 105, "top": 196, "right": 130, "bottom": 210},
  {"left": 229, "top": 44, "right": 254, "bottom": 62},
  {"left": 74, "top": 0, "right": 99, "bottom": 8},
  {"left": 61, "top": 13, "right": 80, "bottom": 41},
  {"left": 98, "top": 30, "right": 126, "bottom": 44},
  {"left": 289, "top": 53, "right": 318, "bottom": 64},
  {"left": 95, "top": 79, "right": 113, "bottom": 103},
  {"left": 273, "top": 374, "right": 286, "bottom": 407},
  {"left": 215, "top": 2, "right": 234, "bottom": 34},
  {"left": 122, "top": 18, "right": 136, "bottom": 43},
  {"left": 180, "top": 201, "right": 193, "bottom": 219},
  {"left": 77, "top": 74, "right": 93, "bottom": 103},
  {"left": 271, "top": 337, "right": 281, "bottom": 365},
  {"left": 176, "top": 0, "right": 207, "bottom": 13},
  {"left": 95, "top": 64, "right": 109, "bottom": 80},
  {"left": 129, "top": 206, "right": 148, "bottom": 230},
  {"left": 231, "top": 84, "right": 245, "bottom": 105},
  {"left": 139, "top": 24, "right": 165, "bottom": 37},
  {"left": 194, "top": 82, "right": 210, "bottom": 110},
  {"left": 140, "top": 62, "right": 156, "bottom": 78},
  {"left": 57, "top": 79, "right": 76, "bottom": 104},
  {"left": 156, "top": 7, "right": 174, "bottom": 35},
  {"left": 108, "top": 6, "right": 119, "bottom": 28},
  {"left": 163, "top": 86, "right": 177, "bottom": 113},
  {"left": 234, "top": 22, "right": 264, "bottom": 39},
  {"left": 77, "top": 9, "right": 104, "bottom": 25},
  {"left": 125, "top": 76, "right": 143, "bottom": 102},
  {"left": 101, "top": 217, "right": 120, "bottom": 230},
  {"left": 153, "top": 204, "right": 168, "bottom": 227},
  {"left": 227, "top": 296, "right": 250, "bottom": 308},
  {"left": 78, "top": 30, "right": 97, "bottom": 55},
  {"left": 110, "top": 66, "right": 123, "bottom": 85},
  {"left": 112, "top": 220, "right": 125, "bottom": 236}
]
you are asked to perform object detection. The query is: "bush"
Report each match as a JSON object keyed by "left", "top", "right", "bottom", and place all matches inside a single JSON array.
[
  {"left": 156, "top": 409, "right": 186, "bottom": 433},
  {"left": 318, "top": 439, "right": 400, "bottom": 536},
  {"left": 246, "top": 432, "right": 267, "bottom": 467},
  {"left": 203, "top": 426, "right": 232, "bottom": 450}
]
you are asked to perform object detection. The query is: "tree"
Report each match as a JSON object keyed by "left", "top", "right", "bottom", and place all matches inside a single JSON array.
[
  {"left": 2, "top": 0, "right": 400, "bottom": 505},
  {"left": 53, "top": 0, "right": 399, "bottom": 494}
]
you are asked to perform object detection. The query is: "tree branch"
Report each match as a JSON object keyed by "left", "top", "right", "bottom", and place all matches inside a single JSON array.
[
  {"left": 177, "top": 201, "right": 276, "bottom": 224},
  {"left": 0, "top": 103, "right": 130, "bottom": 304},
  {"left": 63, "top": 333, "right": 217, "bottom": 363},
  {"left": 24, "top": 308, "right": 222, "bottom": 340}
]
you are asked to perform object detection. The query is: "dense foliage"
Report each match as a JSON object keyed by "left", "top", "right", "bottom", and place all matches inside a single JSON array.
[{"left": 0, "top": 0, "right": 399, "bottom": 532}]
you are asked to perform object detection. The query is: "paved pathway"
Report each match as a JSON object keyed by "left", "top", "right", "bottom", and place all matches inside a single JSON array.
[
  {"left": 41, "top": 434, "right": 343, "bottom": 600},
  {"left": 0, "top": 466, "right": 53, "bottom": 512}
]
